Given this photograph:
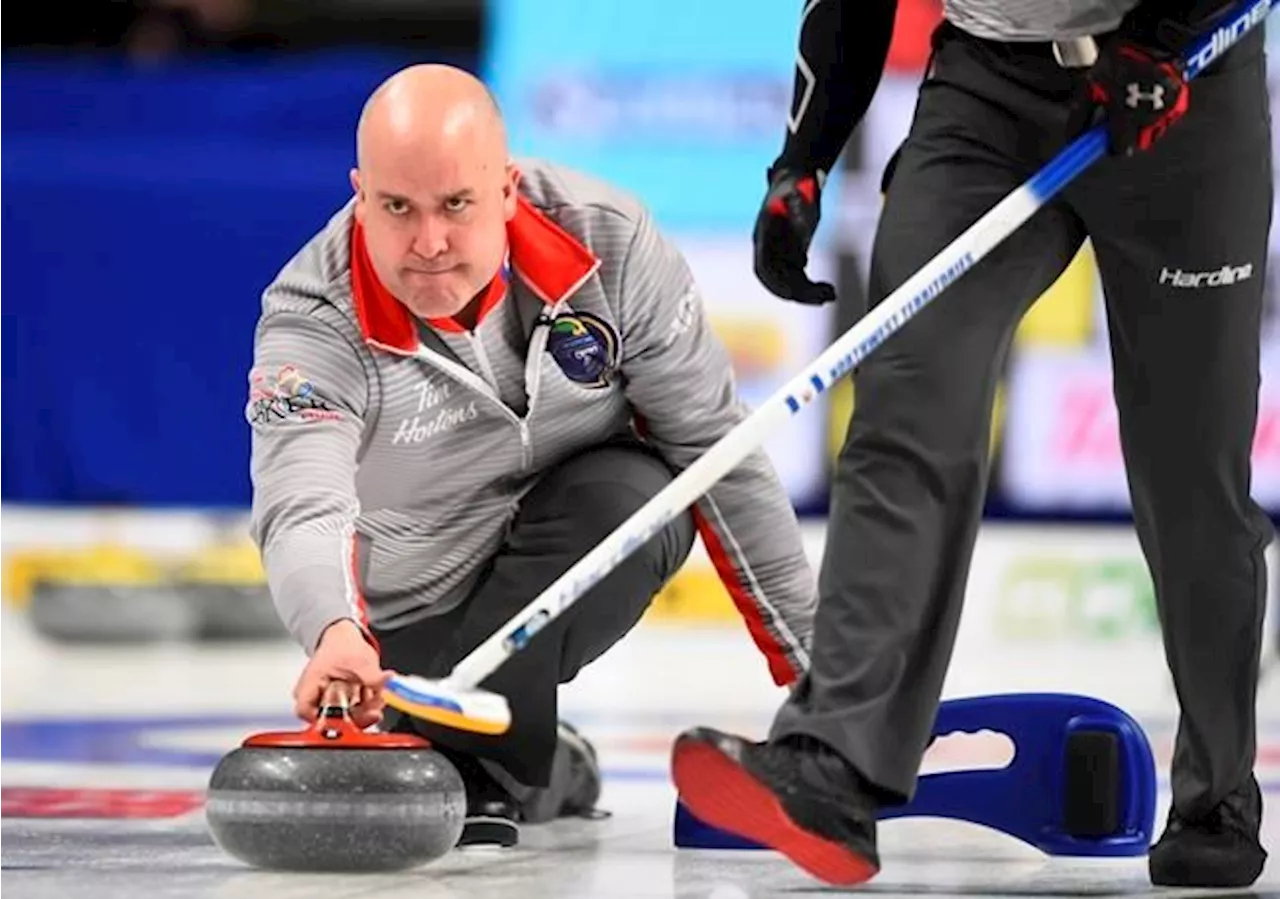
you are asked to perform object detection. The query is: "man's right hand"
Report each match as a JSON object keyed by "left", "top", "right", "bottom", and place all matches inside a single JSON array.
[
  {"left": 293, "top": 619, "right": 394, "bottom": 729},
  {"left": 752, "top": 167, "right": 837, "bottom": 305}
]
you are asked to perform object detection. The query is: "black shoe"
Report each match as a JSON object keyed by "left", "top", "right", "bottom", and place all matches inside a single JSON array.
[
  {"left": 379, "top": 713, "right": 519, "bottom": 848},
  {"left": 442, "top": 750, "right": 520, "bottom": 848},
  {"left": 671, "top": 728, "right": 880, "bottom": 885},
  {"left": 1149, "top": 775, "right": 1267, "bottom": 887},
  {"left": 519, "top": 720, "right": 607, "bottom": 824}
]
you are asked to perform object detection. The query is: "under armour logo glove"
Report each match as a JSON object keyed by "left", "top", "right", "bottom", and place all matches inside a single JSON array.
[
  {"left": 1086, "top": 41, "right": 1189, "bottom": 156},
  {"left": 752, "top": 167, "right": 836, "bottom": 305}
]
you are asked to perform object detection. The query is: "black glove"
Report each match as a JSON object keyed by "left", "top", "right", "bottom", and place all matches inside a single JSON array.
[
  {"left": 1085, "top": 37, "right": 1189, "bottom": 156},
  {"left": 752, "top": 166, "right": 836, "bottom": 305}
]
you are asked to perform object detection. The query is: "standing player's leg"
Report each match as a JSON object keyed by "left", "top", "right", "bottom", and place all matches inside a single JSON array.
[
  {"left": 673, "top": 30, "right": 1088, "bottom": 884},
  {"left": 1067, "top": 29, "right": 1272, "bottom": 889}
]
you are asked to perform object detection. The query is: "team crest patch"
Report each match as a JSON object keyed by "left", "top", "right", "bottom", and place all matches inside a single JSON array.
[{"left": 546, "top": 311, "right": 617, "bottom": 388}]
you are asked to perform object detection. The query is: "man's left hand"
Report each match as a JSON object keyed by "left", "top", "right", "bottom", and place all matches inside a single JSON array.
[{"left": 1085, "top": 37, "right": 1189, "bottom": 156}]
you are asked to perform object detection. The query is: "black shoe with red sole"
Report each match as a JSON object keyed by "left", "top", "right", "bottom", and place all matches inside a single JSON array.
[{"left": 671, "top": 727, "right": 880, "bottom": 886}]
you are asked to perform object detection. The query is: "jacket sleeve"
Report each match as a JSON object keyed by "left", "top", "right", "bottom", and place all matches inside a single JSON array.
[
  {"left": 246, "top": 307, "right": 372, "bottom": 654},
  {"left": 775, "top": 0, "right": 897, "bottom": 179},
  {"left": 617, "top": 210, "right": 816, "bottom": 685}
]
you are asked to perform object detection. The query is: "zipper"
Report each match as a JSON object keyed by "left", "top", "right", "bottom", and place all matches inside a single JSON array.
[
  {"left": 518, "top": 420, "right": 531, "bottom": 470},
  {"left": 411, "top": 307, "right": 561, "bottom": 475},
  {"left": 524, "top": 304, "right": 560, "bottom": 427},
  {"left": 508, "top": 302, "right": 563, "bottom": 473},
  {"left": 474, "top": 325, "right": 538, "bottom": 472},
  {"left": 466, "top": 331, "right": 502, "bottom": 395},
  {"left": 411, "top": 342, "right": 499, "bottom": 404},
  {"left": 411, "top": 342, "right": 526, "bottom": 461}
]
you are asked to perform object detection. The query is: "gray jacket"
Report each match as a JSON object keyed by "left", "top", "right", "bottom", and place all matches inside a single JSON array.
[{"left": 245, "top": 159, "right": 814, "bottom": 684}]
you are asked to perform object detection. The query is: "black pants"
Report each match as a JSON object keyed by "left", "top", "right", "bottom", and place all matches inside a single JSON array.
[
  {"left": 771, "top": 24, "right": 1274, "bottom": 820},
  {"left": 377, "top": 442, "right": 695, "bottom": 787}
]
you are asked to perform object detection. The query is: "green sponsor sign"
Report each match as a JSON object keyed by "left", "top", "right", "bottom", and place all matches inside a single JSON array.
[{"left": 995, "top": 556, "right": 1160, "bottom": 641}]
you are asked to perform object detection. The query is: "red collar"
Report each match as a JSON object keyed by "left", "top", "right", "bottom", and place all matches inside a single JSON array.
[{"left": 349, "top": 196, "right": 601, "bottom": 352}]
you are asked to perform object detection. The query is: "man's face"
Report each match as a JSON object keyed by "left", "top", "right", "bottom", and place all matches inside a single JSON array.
[{"left": 352, "top": 149, "right": 517, "bottom": 320}]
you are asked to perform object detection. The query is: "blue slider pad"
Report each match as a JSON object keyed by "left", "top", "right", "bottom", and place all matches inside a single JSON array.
[{"left": 673, "top": 692, "right": 1157, "bottom": 858}]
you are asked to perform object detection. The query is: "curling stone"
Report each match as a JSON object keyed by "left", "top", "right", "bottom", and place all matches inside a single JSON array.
[{"left": 206, "top": 685, "right": 466, "bottom": 872}]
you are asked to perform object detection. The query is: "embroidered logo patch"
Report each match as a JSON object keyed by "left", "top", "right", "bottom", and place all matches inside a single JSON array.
[
  {"left": 546, "top": 312, "right": 617, "bottom": 388},
  {"left": 247, "top": 364, "right": 339, "bottom": 424}
]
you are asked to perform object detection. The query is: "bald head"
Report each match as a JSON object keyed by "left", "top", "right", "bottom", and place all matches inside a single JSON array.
[
  {"left": 356, "top": 64, "right": 506, "bottom": 173},
  {"left": 350, "top": 64, "right": 520, "bottom": 323}
]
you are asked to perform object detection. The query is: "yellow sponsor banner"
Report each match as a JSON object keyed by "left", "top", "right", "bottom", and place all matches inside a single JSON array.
[
  {"left": 826, "top": 241, "right": 1100, "bottom": 466},
  {"left": 1015, "top": 241, "right": 1099, "bottom": 348},
  {"left": 707, "top": 314, "right": 788, "bottom": 377},
  {"left": 3, "top": 541, "right": 267, "bottom": 607},
  {"left": 4, "top": 538, "right": 743, "bottom": 621},
  {"left": 644, "top": 563, "right": 739, "bottom": 622}
]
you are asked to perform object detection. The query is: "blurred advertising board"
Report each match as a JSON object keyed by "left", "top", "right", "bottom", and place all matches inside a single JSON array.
[
  {"left": 485, "top": 2, "right": 801, "bottom": 230},
  {"left": 839, "top": 38, "right": 1280, "bottom": 518},
  {"left": 485, "top": 2, "right": 1280, "bottom": 519},
  {"left": 997, "top": 187, "right": 1280, "bottom": 514},
  {"left": 993, "top": 38, "right": 1280, "bottom": 516},
  {"left": 1002, "top": 344, "right": 1280, "bottom": 511},
  {"left": 483, "top": 0, "right": 855, "bottom": 509}
]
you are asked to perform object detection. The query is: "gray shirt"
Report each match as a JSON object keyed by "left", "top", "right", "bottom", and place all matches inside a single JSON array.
[{"left": 944, "top": 0, "right": 1140, "bottom": 40}]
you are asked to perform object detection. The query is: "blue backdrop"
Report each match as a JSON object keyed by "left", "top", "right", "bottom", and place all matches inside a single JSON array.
[{"left": 2, "top": 50, "right": 474, "bottom": 506}]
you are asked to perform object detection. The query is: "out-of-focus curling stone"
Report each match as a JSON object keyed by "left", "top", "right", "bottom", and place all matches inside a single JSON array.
[
  {"left": 178, "top": 542, "right": 289, "bottom": 641},
  {"left": 192, "top": 584, "right": 289, "bottom": 641},
  {"left": 28, "top": 544, "right": 199, "bottom": 643},
  {"left": 206, "top": 686, "right": 466, "bottom": 871},
  {"left": 674, "top": 692, "right": 1157, "bottom": 858},
  {"left": 31, "top": 581, "right": 199, "bottom": 642}
]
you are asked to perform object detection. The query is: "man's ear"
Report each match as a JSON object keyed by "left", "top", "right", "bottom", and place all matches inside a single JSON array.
[
  {"left": 350, "top": 169, "right": 366, "bottom": 219},
  {"left": 502, "top": 162, "right": 521, "bottom": 221}
]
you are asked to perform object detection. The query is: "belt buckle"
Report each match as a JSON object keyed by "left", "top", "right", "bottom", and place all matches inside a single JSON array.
[{"left": 1052, "top": 36, "right": 1099, "bottom": 68}]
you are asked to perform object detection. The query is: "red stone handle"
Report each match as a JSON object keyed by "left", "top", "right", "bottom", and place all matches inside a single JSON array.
[{"left": 242, "top": 681, "right": 431, "bottom": 749}]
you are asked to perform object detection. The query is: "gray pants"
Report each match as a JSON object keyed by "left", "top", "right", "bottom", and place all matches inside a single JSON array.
[
  {"left": 378, "top": 441, "right": 694, "bottom": 787},
  {"left": 771, "top": 23, "right": 1274, "bottom": 821}
]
